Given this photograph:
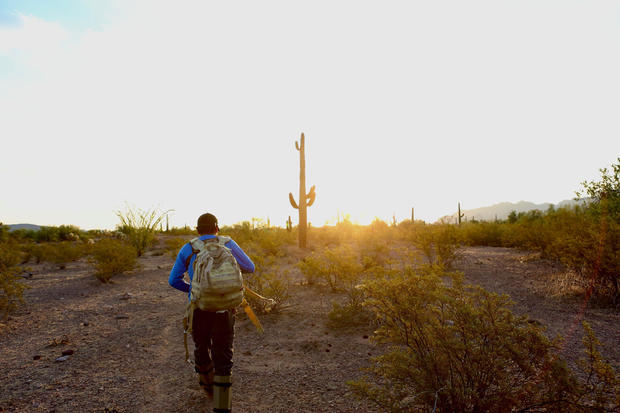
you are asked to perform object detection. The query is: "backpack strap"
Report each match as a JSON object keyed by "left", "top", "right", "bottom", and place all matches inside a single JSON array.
[
  {"left": 184, "top": 237, "right": 204, "bottom": 269},
  {"left": 217, "top": 235, "right": 232, "bottom": 246}
]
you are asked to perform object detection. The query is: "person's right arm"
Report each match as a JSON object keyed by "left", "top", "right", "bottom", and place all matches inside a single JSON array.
[{"left": 168, "top": 243, "right": 193, "bottom": 293}]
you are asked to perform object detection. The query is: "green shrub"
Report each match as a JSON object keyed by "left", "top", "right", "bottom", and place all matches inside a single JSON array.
[
  {"left": 297, "top": 245, "right": 363, "bottom": 291},
  {"left": 89, "top": 239, "right": 137, "bottom": 283},
  {"left": 0, "top": 243, "right": 29, "bottom": 319},
  {"left": 411, "top": 224, "right": 461, "bottom": 268},
  {"left": 244, "top": 270, "right": 291, "bottom": 314},
  {"left": 0, "top": 223, "right": 8, "bottom": 243},
  {"left": 350, "top": 268, "right": 619, "bottom": 412},
  {"left": 460, "top": 221, "right": 505, "bottom": 247},
  {"left": 48, "top": 242, "right": 87, "bottom": 269},
  {"left": 28, "top": 243, "right": 55, "bottom": 264},
  {"left": 164, "top": 237, "right": 188, "bottom": 259},
  {"left": 116, "top": 206, "right": 169, "bottom": 257}
]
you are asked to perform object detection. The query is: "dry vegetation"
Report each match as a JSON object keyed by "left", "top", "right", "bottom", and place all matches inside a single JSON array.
[{"left": 0, "top": 160, "right": 619, "bottom": 412}]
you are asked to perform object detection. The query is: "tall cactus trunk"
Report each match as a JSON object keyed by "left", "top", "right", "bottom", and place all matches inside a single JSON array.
[
  {"left": 289, "top": 133, "right": 316, "bottom": 249},
  {"left": 299, "top": 135, "right": 307, "bottom": 248}
]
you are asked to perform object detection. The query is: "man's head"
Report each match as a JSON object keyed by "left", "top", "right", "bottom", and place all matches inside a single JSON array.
[{"left": 196, "top": 213, "right": 219, "bottom": 235}]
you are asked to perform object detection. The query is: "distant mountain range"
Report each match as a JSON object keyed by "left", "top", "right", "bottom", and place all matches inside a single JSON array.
[
  {"left": 5, "top": 223, "right": 42, "bottom": 232},
  {"left": 438, "top": 199, "right": 589, "bottom": 224}
]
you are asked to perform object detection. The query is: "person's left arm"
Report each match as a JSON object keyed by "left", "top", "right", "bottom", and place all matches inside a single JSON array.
[{"left": 225, "top": 239, "right": 255, "bottom": 273}]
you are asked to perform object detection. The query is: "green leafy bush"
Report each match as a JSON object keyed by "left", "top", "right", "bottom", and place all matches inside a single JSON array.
[
  {"left": 350, "top": 267, "right": 619, "bottom": 412},
  {"left": 89, "top": 239, "right": 137, "bottom": 283},
  {"left": 0, "top": 243, "right": 28, "bottom": 319},
  {"left": 116, "top": 206, "right": 169, "bottom": 257}
]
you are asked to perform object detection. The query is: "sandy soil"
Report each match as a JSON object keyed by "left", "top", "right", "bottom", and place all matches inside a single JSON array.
[{"left": 0, "top": 241, "right": 618, "bottom": 413}]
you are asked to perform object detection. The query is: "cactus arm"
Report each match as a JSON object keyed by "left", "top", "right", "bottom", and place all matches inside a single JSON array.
[
  {"left": 289, "top": 193, "right": 299, "bottom": 209},
  {"left": 295, "top": 141, "right": 300, "bottom": 151},
  {"left": 306, "top": 190, "right": 316, "bottom": 207},
  {"left": 307, "top": 185, "right": 315, "bottom": 198}
]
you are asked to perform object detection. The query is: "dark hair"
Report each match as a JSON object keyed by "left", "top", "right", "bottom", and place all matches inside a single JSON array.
[{"left": 196, "top": 213, "right": 218, "bottom": 234}]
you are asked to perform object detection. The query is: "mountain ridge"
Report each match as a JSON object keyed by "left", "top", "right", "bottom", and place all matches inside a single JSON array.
[{"left": 437, "top": 199, "right": 587, "bottom": 223}]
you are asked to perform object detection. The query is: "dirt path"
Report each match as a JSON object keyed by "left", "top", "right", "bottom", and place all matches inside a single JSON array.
[
  {"left": 0, "top": 251, "right": 380, "bottom": 413},
  {"left": 1, "top": 244, "right": 618, "bottom": 412}
]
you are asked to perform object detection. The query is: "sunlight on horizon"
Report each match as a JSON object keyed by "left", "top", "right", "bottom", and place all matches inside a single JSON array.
[{"left": 1, "top": 1, "right": 619, "bottom": 230}]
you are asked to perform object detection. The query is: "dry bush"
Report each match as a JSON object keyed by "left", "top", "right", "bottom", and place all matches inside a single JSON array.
[
  {"left": 350, "top": 267, "right": 619, "bottom": 412},
  {"left": 89, "top": 239, "right": 137, "bottom": 283},
  {"left": 0, "top": 243, "right": 29, "bottom": 319}
]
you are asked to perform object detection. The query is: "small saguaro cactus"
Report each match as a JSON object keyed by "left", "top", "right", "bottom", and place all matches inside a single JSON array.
[
  {"left": 411, "top": 207, "right": 415, "bottom": 222},
  {"left": 458, "top": 202, "right": 465, "bottom": 226},
  {"left": 286, "top": 216, "right": 292, "bottom": 232},
  {"left": 289, "top": 132, "right": 316, "bottom": 248}
]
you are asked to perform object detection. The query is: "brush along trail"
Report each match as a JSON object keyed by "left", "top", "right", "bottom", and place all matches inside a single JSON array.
[{"left": 0, "top": 238, "right": 618, "bottom": 412}]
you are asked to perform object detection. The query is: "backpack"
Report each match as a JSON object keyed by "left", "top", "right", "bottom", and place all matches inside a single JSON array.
[{"left": 187, "top": 236, "right": 244, "bottom": 311}]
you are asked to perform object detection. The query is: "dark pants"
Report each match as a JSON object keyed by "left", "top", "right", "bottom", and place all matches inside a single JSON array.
[{"left": 192, "top": 308, "right": 235, "bottom": 376}]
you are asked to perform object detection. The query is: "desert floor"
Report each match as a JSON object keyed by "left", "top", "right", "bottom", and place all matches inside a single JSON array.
[{"left": 1, "top": 238, "right": 618, "bottom": 413}]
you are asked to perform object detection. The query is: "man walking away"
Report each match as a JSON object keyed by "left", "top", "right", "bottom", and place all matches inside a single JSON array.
[{"left": 169, "top": 213, "right": 255, "bottom": 413}]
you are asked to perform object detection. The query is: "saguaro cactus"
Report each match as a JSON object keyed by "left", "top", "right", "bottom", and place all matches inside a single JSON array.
[
  {"left": 289, "top": 133, "right": 316, "bottom": 248},
  {"left": 458, "top": 202, "right": 465, "bottom": 226}
]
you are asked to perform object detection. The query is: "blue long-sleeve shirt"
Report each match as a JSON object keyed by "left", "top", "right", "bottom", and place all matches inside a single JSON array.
[{"left": 168, "top": 234, "right": 255, "bottom": 298}]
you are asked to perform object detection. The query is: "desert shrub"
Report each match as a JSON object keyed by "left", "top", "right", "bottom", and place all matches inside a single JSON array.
[
  {"left": 575, "top": 158, "right": 620, "bottom": 304},
  {"left": 350, "top": 268, "right": 619, "bottom": 412},
  {"left": 0, "top": 223, "right": 8, "bottom": 243},
  {"left": 411, "top": 224, "right": 461, "bottom": 268},
  {"left": 165, "top": 226, "right": 196, "bottom": 236},
  {"left": 28, "top": 243, "right": 55, "bottom": 264},
  {"left": 89, "top": 239, "right": 137, "bottom": 283},
  {"left": 298, "top": 245, "right": 373, "bottom": 327},
  {"left": 356, "top": 220, "right": 396, "bottom": 268},
  {"left": 0, "top": 242, "right": 29, "bottom": 318},
  {"left": 459, "top": 221, "right": 505, "bottom": 247},
  {"left": 164, "top": 237, "right": 188, "bottom": 259},
  {"left": 310, "top": 226, "right": 343, "bottom": 248},
  {"left": 48, "top": 242, "right": 87, "bottom": 269},
  {"left": 297, "top": 245, "right": 363, "bottom": 291},
  {"left": 116, "top": 206, "right": 169, "bottom": 256},
  {"left": 327, "top": 300, "right": 373, "bottom": 329},
  {"left": 251, "top": 229, "right": 290, "bottom": 258},
  {"left": 244, "top": 270, "right": 291, "bottom": 314},
  {"left": 24, "top": 242, "right": 87, "bottom": 268}
]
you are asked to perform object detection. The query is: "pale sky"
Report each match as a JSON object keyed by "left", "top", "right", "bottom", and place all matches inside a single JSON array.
[{"left": 1, "top": 0, "right": 619, "bottom": 230}]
